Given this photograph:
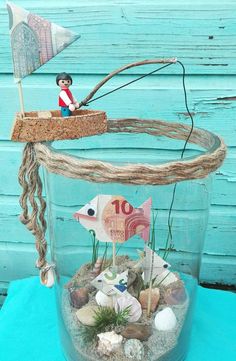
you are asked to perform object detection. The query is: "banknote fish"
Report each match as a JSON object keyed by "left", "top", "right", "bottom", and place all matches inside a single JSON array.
[{"left": 73, "top": 195, "right": 152, "bottom": 243}]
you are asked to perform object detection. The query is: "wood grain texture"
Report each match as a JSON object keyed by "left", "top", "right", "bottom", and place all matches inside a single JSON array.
[{"left": 0, "top": 0, "right": 235, "bottom": 290}]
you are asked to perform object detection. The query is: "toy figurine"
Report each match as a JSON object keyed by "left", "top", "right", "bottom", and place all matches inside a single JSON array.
[{"left": 56, "top": 72, "right": 80, "bottom": 117}]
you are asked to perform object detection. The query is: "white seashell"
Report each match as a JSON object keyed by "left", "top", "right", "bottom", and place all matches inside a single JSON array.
[
  {"left": 124, "top": 339, "right": 144, "bottom": 360},
  {"left": 154, "top": 307, "right": 177, "bottom": 331},
  {"left": 97, "top": 331, "right": 123, "bottom": 356},
  {"left": 40, "top": 263, "right": 55, "bottom": 288},
  {"left": 95, "top": 290, "right": 113, "bottom": 308},
  {"left": 115, "top": 293, "right": 142, "bottom": 322}
]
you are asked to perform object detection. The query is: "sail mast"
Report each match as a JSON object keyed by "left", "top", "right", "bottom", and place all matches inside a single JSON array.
[
  {"left": 7, "top": 2, "right": 80, "bottom": 115},
  {"left": 17, "top": 80, "right": 25, "bottom": 117}
]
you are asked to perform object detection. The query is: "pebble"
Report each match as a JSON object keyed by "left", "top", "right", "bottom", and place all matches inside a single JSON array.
[
  {"left": 154, "top": 307, "right": 177, "bottom": 331},
  {"left": 139, "top": 288, "right": 160, "bottom": 312},
  {"left": 76, "top": 305, "right": 99, "bottom": 326},
  {"left": 121, "top": 324, "right": 152, "bottom": 341},
  {"left": 69, "top": 287, "right": 89, "bottom": 309}
]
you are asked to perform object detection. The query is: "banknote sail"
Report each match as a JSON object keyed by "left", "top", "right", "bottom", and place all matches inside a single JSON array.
[
  {"left": 74, "top": 195, "right": 152, "bottom": 243},
  {"left": 7, "top": 2, "right": 80, "bottom": 80}
]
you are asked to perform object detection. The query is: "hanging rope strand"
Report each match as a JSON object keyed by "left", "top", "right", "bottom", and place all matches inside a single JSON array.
[
  {"left": 18, "top": 143, "right": 33, "bottom": 225},
  {"left": 18, "top": 143, "right": 49, "bottom": 270}
]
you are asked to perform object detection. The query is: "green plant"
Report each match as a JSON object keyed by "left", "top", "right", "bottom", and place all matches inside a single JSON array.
[
  {"left": 89, "top": 229, "right": 99, "bottom": 266},
  {"left": 148, "top": 209, "right": 158, "bottom": 252},
  {"left": 100, "top": 242, "right": 109, "bottom": 270},
  {"left": 80, "top": 306, "right": 130, "bottom": 343}
]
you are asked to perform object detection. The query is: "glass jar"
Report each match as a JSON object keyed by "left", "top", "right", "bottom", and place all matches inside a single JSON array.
[{"left": 35, "top": 118, "right": 225, "bottom": 361}]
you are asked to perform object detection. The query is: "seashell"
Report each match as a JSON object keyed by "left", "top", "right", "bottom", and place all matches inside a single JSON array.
[
  {"left": 69, "top": 287, "right": 89, "bottom": 309},
  {"left": 76, "top": 305, "right": 99, "bottom": 326},
  {"left": 97, "top": 331, "right": 123, "bottom": 356},
  {"left": 95, "top": 290, "right": 113, "bottom": 307},
  {"left": 115, "top": 294, "right": 142, "bottom": 323},
  {"left": 92, "top": 257, "right": 103, "bottom": 275},
  {"left": 124, "top": 339, "right": 144, "bottom": 360},
  {"left": 39, "top": 263, "right": 55, "bottom": 288},
  {"left": 164, "top": 284, "right": 187, "bottom": 305},
  {"left": 154, "top": 307, "right": 177, "bottom": 331},
  {"left": 139, "top": 288, "right": 160, "bottom": 312}
]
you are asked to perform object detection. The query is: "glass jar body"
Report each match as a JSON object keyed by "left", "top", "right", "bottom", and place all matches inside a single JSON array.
[{"left": 44, "top": 158, "right": 211, "bottom": 361}]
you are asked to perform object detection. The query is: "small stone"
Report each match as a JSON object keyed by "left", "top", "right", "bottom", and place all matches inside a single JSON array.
[
  {"left": 164, "top": 285, "right": 187, "bottom": 305},
  {"left": 76, "top": 305, "right": 99, "bottom": 326},
  {"left": 154, "top": 307, "right": 177, "bottom": 331},
  {"left": 139, "top": 288, "right": 160, "bottom": 312},
  {"left": 121, "top": 324, "right": 152, "bottom": 341},
  {"left": 69, "top": 287, "right": 89, "bottom": 309}
]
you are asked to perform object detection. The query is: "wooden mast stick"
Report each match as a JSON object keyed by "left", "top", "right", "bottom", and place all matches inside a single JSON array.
[
  {"left": 147, "top": 278, "right": 153, "bottom": 317},
  {"left": 147, "top": 246, "right": 154, "bottom": 317},
  {"left": 17, "top": 80, "right": 25, "bottom": 117}
]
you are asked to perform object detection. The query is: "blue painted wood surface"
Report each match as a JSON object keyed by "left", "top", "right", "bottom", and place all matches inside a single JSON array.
[{"left": 0, "top": 0, "right": 235, "bottom": 295}]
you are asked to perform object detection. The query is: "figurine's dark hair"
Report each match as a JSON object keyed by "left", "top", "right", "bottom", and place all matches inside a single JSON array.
[{"left": 56, "top": 72, "right": 73, "bottom": 85}]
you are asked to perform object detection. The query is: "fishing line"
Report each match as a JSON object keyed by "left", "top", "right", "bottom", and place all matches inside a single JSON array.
[
  {"left": 164, "top": 61, "right": 195, "bottom": 258},
  {"left": 83, "top": 62, "right": 174, "bottom": 106}
]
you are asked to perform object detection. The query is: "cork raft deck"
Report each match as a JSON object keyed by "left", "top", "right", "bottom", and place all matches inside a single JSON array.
[{"left": 11, "top": 109, "right": 108, "bottom": 142}]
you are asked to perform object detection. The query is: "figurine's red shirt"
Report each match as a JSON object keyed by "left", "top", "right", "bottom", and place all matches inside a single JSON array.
[{"left": 59, "top": 87, "right": 73, "bottom": 106}]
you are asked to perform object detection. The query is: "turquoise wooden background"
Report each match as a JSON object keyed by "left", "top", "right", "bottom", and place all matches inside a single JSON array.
[{"left": 0, "top": 0, "right": 236, "bottom": 298}]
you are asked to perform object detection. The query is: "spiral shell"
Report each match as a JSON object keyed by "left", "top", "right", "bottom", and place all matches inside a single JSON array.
[
  {"left": 97, "top": 331, "right": 123, "bottom": 356},
  {"left": 114, "top": 294, "right": 142, "bottom": 322},
  {"left": 124, "top": 339, "right": 144, "bottom": 360}
]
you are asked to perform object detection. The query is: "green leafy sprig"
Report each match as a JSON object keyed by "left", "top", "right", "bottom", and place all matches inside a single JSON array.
[{"left": 80, "top": 306, "right": 130, "bottom": 343}]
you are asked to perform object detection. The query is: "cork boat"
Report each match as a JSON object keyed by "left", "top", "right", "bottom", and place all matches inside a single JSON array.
[
  {"left": 7, "top": 3, "right": 176, "bottom": 144},
  {"left": 11, "top": 109, "right": 107, "bottom": 142}
]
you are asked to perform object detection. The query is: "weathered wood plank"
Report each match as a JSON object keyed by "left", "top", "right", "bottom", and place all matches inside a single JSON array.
[{"left": 0, "top": 0, "right": 236, "bottom": 75}]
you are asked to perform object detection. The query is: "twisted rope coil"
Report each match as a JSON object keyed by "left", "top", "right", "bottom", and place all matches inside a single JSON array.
[{"left": 34, "top": 118, "right": 226, "bottom": 185}]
